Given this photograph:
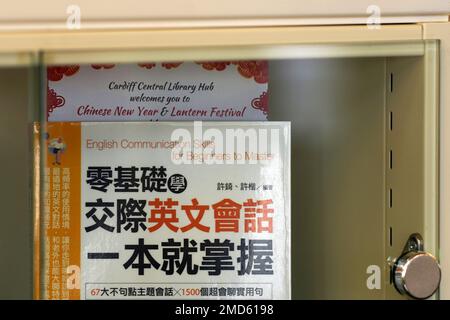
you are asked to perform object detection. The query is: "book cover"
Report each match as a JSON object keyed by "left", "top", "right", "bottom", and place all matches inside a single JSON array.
[{"left": 35, "top": 121, "right": 290, "bottom": 299}]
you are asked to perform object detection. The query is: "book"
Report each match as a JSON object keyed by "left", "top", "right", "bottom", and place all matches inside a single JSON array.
[
  {"left": 34, "top": 121, "right": 290, "bottom": 299},
  {"left": 47, "top": 61, "right": 268, "bottom": 121}
]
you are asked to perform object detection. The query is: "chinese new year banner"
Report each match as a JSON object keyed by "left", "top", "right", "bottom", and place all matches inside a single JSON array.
[
  {"left": 47, "top": 61, "right": 268, "bottom": 121},
  {"left": 36, "top": 121, "right": 290, "bottom": 299}
]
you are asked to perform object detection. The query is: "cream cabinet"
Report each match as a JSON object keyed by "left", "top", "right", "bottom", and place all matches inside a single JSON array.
[
  {"left": 0, "top": 0, "right": 448, "bottom": 29},
  {"left": 0, "top": 8, "right": 449, "bottom": 300}
]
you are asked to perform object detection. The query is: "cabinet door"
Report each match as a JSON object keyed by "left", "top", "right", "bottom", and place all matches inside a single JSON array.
[
  {"left": 37, "top": 40, "right": 439, "bottom": 300},
  {"left": 0, "top": 53, "right": 38, "bottom": 299},
  {"left": 424, "top": 22, "right": 450, "bottom": 300},
  {"left": 0, "top": 31, "right": 442, "bottom": 300}
]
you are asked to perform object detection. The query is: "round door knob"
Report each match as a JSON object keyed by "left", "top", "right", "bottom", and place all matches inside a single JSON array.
[{"left": 394, "top": 251, "right": 441, "bottom": 299}]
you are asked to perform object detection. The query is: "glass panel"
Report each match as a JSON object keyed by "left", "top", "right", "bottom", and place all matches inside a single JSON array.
[
  {"left": 0, "top": 52, "right": 39, "bottom": 299},
  {"left": 0, "top": 39, "right": 439, "bottom": 300}
]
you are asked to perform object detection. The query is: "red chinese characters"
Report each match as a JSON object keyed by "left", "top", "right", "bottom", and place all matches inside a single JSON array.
[
  {"left": 144, "top": 198, "right": 274, "bottom": 234},
  {"left": 243, "top": 199, "right": 273, "bottom": 233},
  {"left": 212, "top": 199, "right": 242, "bottom": 233},
  {"left": 180, "top": 199, "right": 210, "bottom": 233},
  {"left": 148, "top": 198, "right": 179, "bottom": 232}
]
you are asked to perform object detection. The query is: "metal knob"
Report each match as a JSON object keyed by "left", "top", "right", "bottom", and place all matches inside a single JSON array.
[{"left": 393, "top": 234, "right": 441, "bottom": 299}]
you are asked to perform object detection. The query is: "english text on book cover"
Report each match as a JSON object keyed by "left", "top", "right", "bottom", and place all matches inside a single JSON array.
[
  {"left": 47, "top": 62, "right": 268, "bottom": 121},
  {"left": 37, "top": 121, "right": 290, "bottom": 300}
]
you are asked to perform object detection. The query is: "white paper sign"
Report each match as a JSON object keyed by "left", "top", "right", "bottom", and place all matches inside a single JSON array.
[{"left": 47, "top": 62, "right": 268, "bottom": 121}]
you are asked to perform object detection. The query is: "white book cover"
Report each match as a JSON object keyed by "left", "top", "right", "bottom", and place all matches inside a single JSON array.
[{"left": 35, "top": 121, "right": 290, "bottom": 300}]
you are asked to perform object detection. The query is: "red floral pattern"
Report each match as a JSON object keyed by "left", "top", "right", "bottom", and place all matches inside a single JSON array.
[
  {"left": 47, "top": 66, "right": 80, "bottom": 81},
  {"left": 195, "top": 61, "right": 268, "bottom": 83},
  {"left": 138, "top": 63, "right": 156, "bottom": 69},
  {"left": 196, "top": 61, "right": 231, "bottom": 71},
  {"left": 161, "top": 62, "right": 183, "bottom": 70},
  {"left": 47, "top": 87, "right": 65, "bottom": 117},
  {"left": 91, "top": 64, "right": 115, "bottom": 70},
  {"left": 251, "top": 91, "right": 268, "bottom": 115},
  {"left": 234, "top": 61, "right": 268, "bottom": 84},
  {"left": 138, "top": 63, "right": 183, "bottom": 70}
]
